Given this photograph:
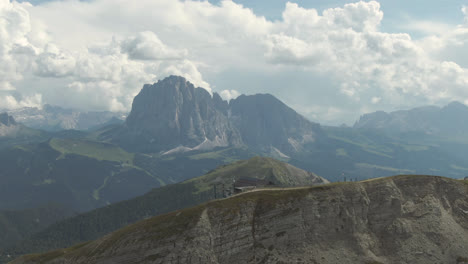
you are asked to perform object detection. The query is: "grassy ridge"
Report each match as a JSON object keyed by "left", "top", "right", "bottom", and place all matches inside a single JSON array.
[
  {"left": 4, "top": 157, "right": 323, "bottom": 261},
  {"left": 49, "top": 138, "right": 134, "bottom": 164},
  {"left": 17, "top": 175, "right": 466, "bottom": 264}
]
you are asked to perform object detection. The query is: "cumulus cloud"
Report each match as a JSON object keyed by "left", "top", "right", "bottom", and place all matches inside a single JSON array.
[
  {"left": 0, "top": 0, "right": 212, "bottom": 111},
  {"left": 121, "top": 31, "right": 188, "bottom": 60},
  {"left": 34, "top": 43, "right": 76, "bottom": 77},
  {"left": 0, "top": 0, "right": 33, "bottom": 87},
  {"left": 263, "top": 1, "right": 468, "bottom": 114},
  {"left": 219, "top": 89, "right": 240, "bottom": 101},
  {"left": 0, "top": 93, "right": 42, "bottom": 109},
  {"left": 1, "top": 0, "right": 468, "bottom": 124}
]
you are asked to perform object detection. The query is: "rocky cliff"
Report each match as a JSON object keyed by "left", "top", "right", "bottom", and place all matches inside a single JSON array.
[
  {"left": 116, "top": 76, "right": 242, "bottom": 153},
  {"left": 3, "top": 157, "right": 327, "bottom": 260},
  {"left": 0, "top": 113, "right": 19, "bottom": 137},
  {"left": 354, "top": 101, "right": 468, "bottom": 138},
  {"left": 13, "top": 176, "right": 468, "bottom": 264},
  {"left": 5, "top": 105, "right": 125, "bottom": 132},
  {"left": 230, "top": 94, "right": 321, "bottom": 154},
  {"left": 109, "top": 75, "right": 321, "bottom": 155}
]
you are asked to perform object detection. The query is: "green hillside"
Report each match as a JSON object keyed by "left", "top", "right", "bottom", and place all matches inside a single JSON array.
[
  {"left": 0, "top": 204, "right": 75, "bottom": 253},
  {"left": 49, "top": 138, "right": 134, "bottom": 164},
  {"left": 0, "top": 139, "right": 162, "bottom": 212},
  {"left": 3, "top": 157, "right": 325, "bottom": 260}
]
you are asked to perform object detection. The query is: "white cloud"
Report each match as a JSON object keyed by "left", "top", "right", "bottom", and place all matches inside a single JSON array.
[
  {"left": 1, "top": 0, "right": 468, "bottom": 124},
  {"left": 34, "top": 43, "right": 76, "bottom": 77},
  {"left": 0, "top": 93, "right": 42, "bottom": 109},
  {"left": 219, "top": 89, "right": 240, "bottom": 101},
  {"left": 0, "top": 0, "right": 33, "bottom": 88},
  {"left": 121, "top": 31, "right": 188, "bottom": 61},
  {"left": 371, "top": 97, "right": 381, "bottom": 104},
  {"left": 463, "top": 6, "right": 468, "bottom": 24}
]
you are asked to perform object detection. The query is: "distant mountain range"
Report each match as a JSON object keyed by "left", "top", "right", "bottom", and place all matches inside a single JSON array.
[
  {"left": 2, "top": 76, "right": 468, "bottom": 215},
  {"left": 104, "top": 75, "right": 320, "bottom": 156},
  {"left": 354, "top": 101, "right": 468, "bottom": 138},
  {"left": 12, "top": 175, "right": 468, "bottom": 264},
  {"left": 4, "top": 104, "right": 125, "bottom": 132},
  {"left": 2, "top": 76, "right": 468, "bottom": 263}
]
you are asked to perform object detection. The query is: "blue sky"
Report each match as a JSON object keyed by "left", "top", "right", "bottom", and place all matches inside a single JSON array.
[
  {"left": 22, "top": 0, "right": 467, "bottom": 28},
  {"left": 3, "top": 0, "right": 468, "bottom": 124}
]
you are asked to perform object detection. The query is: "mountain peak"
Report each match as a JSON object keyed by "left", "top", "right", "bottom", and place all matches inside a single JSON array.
[
  {"left": 202, "top": 156, "right": 328, "bottom": 186},
  {"left": 109, "top": 75, "right": 321, "bottom": 154},
  {"left": 118, "top": 75, "right": 240, "bottom": 153},
  {"left": 0, "top": 113, "right": 16, "bottom": 126},
  {"left": 442, "top": 101, "right": 468, "bottom": 112}
]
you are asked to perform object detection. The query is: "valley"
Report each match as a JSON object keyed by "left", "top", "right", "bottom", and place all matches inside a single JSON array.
[{"left": 1, "top": 76, "right": 468, "bottom": 263}]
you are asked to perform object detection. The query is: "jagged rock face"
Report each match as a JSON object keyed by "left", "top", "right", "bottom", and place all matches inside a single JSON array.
[
  {"left": 15, "top": 176, "right": 468, "bottom": 264},
  {"left": 120, "top": 76, "right": 242, "bottom": 153},
  {"left": 0, "top": 113, "right": 19, "bottom": 136},
  {"left": 0, "top": 113, "right": 16, "bottom": 126},
  {"left": 230, "top": 94, "right": 320, "bottom": 153},
  {"left": 113, "top": 76, "right": 321, "bottom": 154},
  {"left": 5, "top": 105, "right": 125, "bottom": 131},
  {"left": 354, "top": 101, "right": 468, "bottom": 137}
]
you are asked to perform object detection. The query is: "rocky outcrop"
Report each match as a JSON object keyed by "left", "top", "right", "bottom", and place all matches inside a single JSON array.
[
  {"left": 0, "top": 113, "right": 19, "bottom": 137},
  {"left": 14, "top": 176, "right": 468, "bottom": 264},
  {"left": 0, "top": 113, "right": 17, "bottom": 126},
  {"left": 354, "top": 101, "right": 468, "bottom": 137},
  {"left": 5, "top": 105, "right": 125, "bottom": 132},
  {"left": 230, "top": 94, "right": 320, "bottom": 153},
  {"left": 2, "top": 157, "right": 327, "bottom": 260},
  {"left": 116, "top": 76, "right": 242, "bottom": 153},
  {"left": 109, "top": 76, "right": 322, "bottom": 154}
]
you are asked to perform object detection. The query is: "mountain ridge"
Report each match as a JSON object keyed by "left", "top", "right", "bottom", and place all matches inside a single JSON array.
[
  {"left": 354, "top": 101, "right": 468, "bottom": 138},
  {"left": 12, "top": 175, "right": 468, "bottom": 264},
  {"left": 3, "top": 157, "right": 327, "bottom": 261},
  {"left": 105, "top": 75, "right": 322, "bottom": 155}
]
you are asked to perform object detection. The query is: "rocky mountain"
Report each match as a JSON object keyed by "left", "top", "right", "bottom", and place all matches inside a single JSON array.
[
  {"left": 13, "top": 176, "right": 468, "bottom": 264},
  {"left": 105, "top": 75, "right": 321, "bottom": 155},
  {"left": 0, "top": 113, "right": 19, "bottom": 137},
  {"left": 3, "top": 157, "right": 327, "bottom": 261},
  {"left": 6, "top": 105, "right": 125, "bottom": 132},
  {"left": 112, "top": 76, "right": 242, "bottom": 154},
  {"left": 0, "top": 114, "right": 49, "bottom": 149},
  {"left": 230, "top": 94, "right": 321, "bottom": 154},
  {"left": 354, "top": 101, "right": 468, "bottom": 138}
]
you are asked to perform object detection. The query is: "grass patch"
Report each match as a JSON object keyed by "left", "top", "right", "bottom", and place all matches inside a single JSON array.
[
  {"left": 336, "top": 148, "right": 348, "bottom": 157},
  {"left": 93, "top": 174, "right": 112, "bottom": 200},
  {"left": 451, "top": 164, "right": 468, "bottom": 171},
  {"left": 392, "top": 143, "right": 429, "bottom": 152},
  {"left": 49, "top": 138, "right": 134, "bottom": 164},
  {"left": 188, "top": 148, "right": 239, "bottom": 163},
  {"left": 328, "top": 135, "right": 393, "bottom": 158},
  {"left": 356, "top": 163, "right": 414, "bottom": 173}
]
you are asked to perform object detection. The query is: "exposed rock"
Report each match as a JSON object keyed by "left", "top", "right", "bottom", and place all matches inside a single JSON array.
[
  {"left": 230, "top": 94, "right": 321, "bottom": 153},
  {"left": 114, "top": 76, "right": 242, "bottom": 153},
  {"left": 0, "top": 113, "right": 17, "bottom": 126},
  {"left": 354, "top": 101, "right": 468, "bottom": 137},
  {"left": 5, "top": 105, "right": 125, "bottom": 131},
  {"left": 109, "top": 76, "right": 322, "bottom": 154},
  {"left": 13, "top": 176, "right": 468, "bottom": 264},
  {"left": 3, "top": 157, "right": 327, "bottom": 260},
  {"left": 0, "top": 113, "right": 19, "bottom": 137}
]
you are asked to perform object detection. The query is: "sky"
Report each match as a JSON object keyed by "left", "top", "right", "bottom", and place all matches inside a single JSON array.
[{"left": 1, "top": 0, "right": 468, "bottom": 125}]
